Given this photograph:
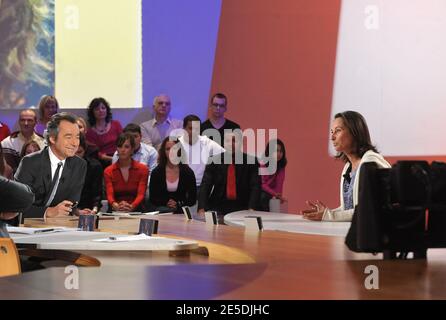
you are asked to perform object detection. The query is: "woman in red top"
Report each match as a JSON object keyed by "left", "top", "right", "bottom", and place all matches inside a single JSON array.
[
  {"left": 86, "top": 97, "right": 122, "bottom": 168},
  {"left": 104, "top": 133, "right": 149, "bottom": 212}
]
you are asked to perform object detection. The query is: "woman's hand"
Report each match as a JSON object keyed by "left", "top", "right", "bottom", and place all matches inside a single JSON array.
[
  {"left": 275, "top": 193, "right": 287, "bottom": 203},
  {"left": 78, "top": 208, "right": 93, "bottom": 215},
  {"left": 301, "top": 200, "right": 327, "bottom": 221},
  {"left": 112, "top": 202, "right": 120, "bottom": 211},
  {"left": 167, "top": 199, "right": 177, "bottom": 209},
  {"left": 118, "top": 201, "right": 133, "bottom": 212}
]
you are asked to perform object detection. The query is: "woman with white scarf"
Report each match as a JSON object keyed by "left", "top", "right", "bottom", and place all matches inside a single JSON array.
[{"left": 302, "top": 111, "right": 391, "bottom": 222}]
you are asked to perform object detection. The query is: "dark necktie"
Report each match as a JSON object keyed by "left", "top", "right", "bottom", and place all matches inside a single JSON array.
[
  {"left": 226, "top": 164, "right": 237, "bottom": 200},
  {"left": 46, "top": 162, "right": 63, "bottom": 206}
]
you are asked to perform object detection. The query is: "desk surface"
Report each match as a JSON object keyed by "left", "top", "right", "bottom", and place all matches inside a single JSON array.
[
  {"left": 1, "top": 214, "right": 446, "bottom": 299},
  {"left": 11, "top": 231, "right": 199, "bottom": 251},
  {"left": 224, "top": 210, "right": 351, "bottom": 236}
]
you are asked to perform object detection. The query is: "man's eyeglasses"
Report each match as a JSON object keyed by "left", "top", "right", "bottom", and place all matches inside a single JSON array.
[{"left": 211, "top": 103, "right": 226, "bottom": 109}]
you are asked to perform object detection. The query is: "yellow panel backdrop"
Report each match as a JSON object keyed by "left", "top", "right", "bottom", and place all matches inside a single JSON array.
[{"left": 55, "top": 0, "right": 142, "bottom": 109}]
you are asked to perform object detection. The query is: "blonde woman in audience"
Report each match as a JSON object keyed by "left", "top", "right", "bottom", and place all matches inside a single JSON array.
[
  {"left": 76, "top": 116, "right": 88, "bottom": 134},
  {"left": 76, "top": 116, "right": 98, "bottom": 158},
  {"left": 35, "top": 95, "right": 59, "bottom": 135}
]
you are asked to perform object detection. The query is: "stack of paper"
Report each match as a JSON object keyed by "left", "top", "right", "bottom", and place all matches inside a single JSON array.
[
  {"left": 100, "top": 211, "right": 165, "bottom": 217},
  {"left": 6, "top": 226, "right": 79, "bottom": 234},
  {"left": 92, "top": 233, "right": 154, "bottom": 242}
]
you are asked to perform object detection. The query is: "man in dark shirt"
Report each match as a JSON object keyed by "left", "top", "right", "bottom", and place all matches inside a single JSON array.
[
  {"left": 198, "top": 132, "right": 260, "bottom": 219},
  {"left": 201, "top": 93, "right": 241, "bottom": 146}
]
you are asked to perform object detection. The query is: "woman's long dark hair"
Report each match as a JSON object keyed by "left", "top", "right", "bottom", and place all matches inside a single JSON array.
[
  {"left": 264, "top": 139, "right": 287, "bottom": 170},
  {"left": 87, "top": 97, "right": 113, "bottom": 126},
  {"left": 158, "top": 136, "right": 187, "bottom": 168},
  {"left": 334, "top": 111, "right": 377, "bottom": 163},
  {"left": 116, "top": 132, "right": 135, "bottom": 149}
]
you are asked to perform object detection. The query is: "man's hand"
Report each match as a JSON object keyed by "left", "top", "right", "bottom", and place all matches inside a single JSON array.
[{"left": 46, "top": 200, "right": 73, "bottom": 218}]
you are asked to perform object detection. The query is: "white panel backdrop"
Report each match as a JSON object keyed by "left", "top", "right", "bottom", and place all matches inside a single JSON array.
[{"left": 331, "top": 0, "right": 446, "bottom": 156}]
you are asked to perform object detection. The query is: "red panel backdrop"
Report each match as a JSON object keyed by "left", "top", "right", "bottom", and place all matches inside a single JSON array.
[{"left": 210, "top": 0, "right": 343, "bottom": 214}]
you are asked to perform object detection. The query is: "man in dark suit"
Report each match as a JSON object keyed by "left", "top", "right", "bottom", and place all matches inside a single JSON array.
[
  {"left": 15, "top": 112, "right": 87, "bottom": 219},
  {"left": 198, "top": 132, "right": 260, "bottom": 217},
  {"left": 0, "top": 176, "right": 34, "bottom": 237}
]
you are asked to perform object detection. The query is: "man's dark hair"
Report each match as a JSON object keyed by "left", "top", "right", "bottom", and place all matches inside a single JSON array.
[
  {"left": 210, "top": 92, "right": 228, "bottom": 106},
  {"left": 123, "top": 123, "right": 142, "bottom": 135},
  {"left": 46, "top": 112, "right": 78, "bottom": 144},
  {"left": 182, "top": 114, "right": 201, "bottom": 129}
]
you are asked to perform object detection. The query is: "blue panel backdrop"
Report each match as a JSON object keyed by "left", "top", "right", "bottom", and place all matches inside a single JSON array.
[{"left": 0, "top": 0, "right": 221, "bottom": 130}]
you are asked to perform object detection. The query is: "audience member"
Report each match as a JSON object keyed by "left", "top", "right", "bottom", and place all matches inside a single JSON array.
[
  {"left": 76, "top": 116, "right": 99, "bottom": 159},
  {"left": 0, "top": 145, "right": 13, "bottom": 179},
  {"left": 35, "top": 95, "right": 59, "bottom": 136},
  {"left": 1, "top": 108, "right": 45, "bottom": 170},
  {"left": 198, "top": 132, "right": 260, "bottom": 219},
  {"left": 201, "top": 93, "right": 240, "bottom": 146},
  {"left": 179, "top": 114, "right": 225, "bottom": 192},
  {"left": 112, "top": 123, "right": 158, "bottom": 173},
  {"left": 149, "top": 137, "right": 196, "bottom": 213},
  {"left": 259, "top": 139, "right": 287, "bottom": 211},
  {"left": 76, "top": 134, "right": 103, "bottom": 215},
  {"left": 140, "top": 94, "right": 182, "bottom": 149},
  {"left": 104, "top": 133, "right": 149, "bottom": 212},
  {"left": 76, "top": 116, "right": 87, "bottom": 134},
  {"left": 86, "top": 97, "right": 122, "bottom": 168},
  {"left": 20, "top": 140, "right": 41, "bottom": 158}
]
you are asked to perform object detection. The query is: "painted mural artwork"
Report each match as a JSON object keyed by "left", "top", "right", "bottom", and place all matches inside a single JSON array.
[{"left": 0, "top": 0, "right": 54, "bottom": 110}]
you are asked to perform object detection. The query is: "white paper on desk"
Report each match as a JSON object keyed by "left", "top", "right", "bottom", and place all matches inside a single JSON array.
[
  {"left": 100, "top": 212, "right": 142, "bottom": 217},
  {"left": 92, "top": 233, "right": 155, "bottom": 242},
  {"left": 142, "top": 211, "right": 161, "bottom": 215},
  {"left": 6, "top": 226, "right": 79, "bottom": 234}
]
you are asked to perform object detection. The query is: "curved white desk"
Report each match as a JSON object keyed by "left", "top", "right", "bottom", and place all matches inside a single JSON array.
[{"left": 224, "top": 210, "right": 351, "bottom": 237}]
